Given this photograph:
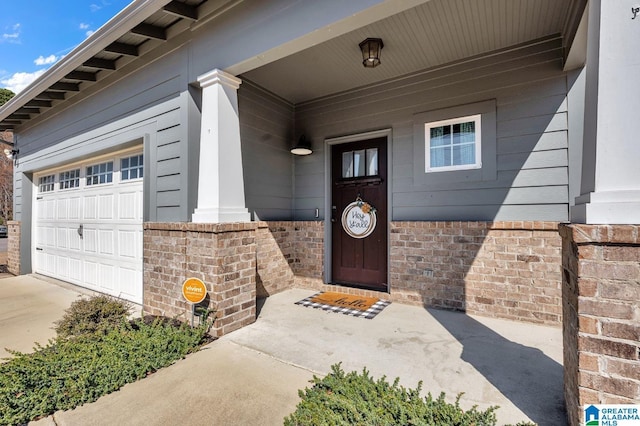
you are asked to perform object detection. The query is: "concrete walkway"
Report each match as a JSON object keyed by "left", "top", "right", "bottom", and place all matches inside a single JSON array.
[{"left": 0, "top": 276, "right": 566, "bottom": 425}]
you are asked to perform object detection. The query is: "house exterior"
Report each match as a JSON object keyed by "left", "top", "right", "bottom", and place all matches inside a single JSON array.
[{"left": 0, "top": 1, "right": 638, "bottom": 424}]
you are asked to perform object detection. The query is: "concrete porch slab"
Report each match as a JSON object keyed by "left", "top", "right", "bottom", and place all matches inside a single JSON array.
[
  {"left": 11, "top": 283, "right": 564, "bottom": 425},
  {"left": 227, "top": 288, "right": 566, "bottom": 425}
]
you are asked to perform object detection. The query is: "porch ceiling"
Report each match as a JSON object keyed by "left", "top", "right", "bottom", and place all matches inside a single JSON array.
[
  {"left": 0, "top": 0, "right": 584, "bottom": 130},
  {"left": 242, "top": 0, "right": 574, "bottom": 105}
]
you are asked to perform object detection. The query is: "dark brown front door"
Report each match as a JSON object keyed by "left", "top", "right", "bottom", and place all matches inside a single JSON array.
[{"left": 331, "top": 137, "right": 387, "bottom": 291}]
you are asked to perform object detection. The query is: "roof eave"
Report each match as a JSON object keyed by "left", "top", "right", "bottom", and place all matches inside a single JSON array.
[{"left": 0, "top": 0, "right": 172, "bottom": 124}]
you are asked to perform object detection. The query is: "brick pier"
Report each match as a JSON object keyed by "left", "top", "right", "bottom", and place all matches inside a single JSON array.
[
  {"left": 561, "top": 224, "right": 640, "bottom": 426},
  {"left": 7, "top": 221, "right": 20, "bottom": 275},
  {"left": 143, "top": 222, "right": 257, "bottom": 337}
]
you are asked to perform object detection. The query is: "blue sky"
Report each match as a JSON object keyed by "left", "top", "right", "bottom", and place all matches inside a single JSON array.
[{"left": 0, "top": 0, "right": 132, "bottom": 94}]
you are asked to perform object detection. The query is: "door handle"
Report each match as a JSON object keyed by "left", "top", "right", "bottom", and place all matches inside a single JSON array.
[
  {"left": 77, "top": 224, "right": 83, "bottom": 238},
  {"left": 331, "top": 206, "right": 337, "bottom": 222}
]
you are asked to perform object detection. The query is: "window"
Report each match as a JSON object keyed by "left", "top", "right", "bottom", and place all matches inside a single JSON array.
[
  {"left": 425, "top": 114, "right": 481, "bottom": 172},
  {"left": 38, "top": 175, "right": 55, "bottom": 193},
  {"left": 121, "top": 154, "right": 143, "bottom": 181},
  {"left": 59, "top": 169, "right": 80, "bottom": 190},
  {"left": 413, "top": 100, "right": 496, "bottom": 186},
  {"left": 342, "top": 148, "right": 378, "bottom": 178},
  {"left": 86, "top": 162, "right": 113, "bottom": 186}
]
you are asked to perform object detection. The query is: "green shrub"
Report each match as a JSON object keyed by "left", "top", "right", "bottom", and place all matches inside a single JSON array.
[
  {"left": 0, "top": 317, "right": 209, "bottom": 425},
  {"left": 54, "top": 295, "right": 132, "bottom": 338},
  {"left": 285, "top": 363, "right": 505, "bottom": 426}
]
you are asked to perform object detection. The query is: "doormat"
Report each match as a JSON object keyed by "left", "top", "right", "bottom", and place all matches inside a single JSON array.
[{"left": 295, "top": 291, "right": 391, "bottom": 319}]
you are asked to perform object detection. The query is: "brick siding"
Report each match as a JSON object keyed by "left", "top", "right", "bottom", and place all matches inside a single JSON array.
[
  {"left": 7, "top": 221, "right": 20, "bottom": 275},
  {"left": 143, "top": 222, "right": 257, "bottom": 337},
  {"left": 141, "top": 220, "right": 562, "bottom": 338},
  {"left": 560, "top": 224, "right": 640, "bottom": 426},
  {"left": 253, "top": 221, "right": 325, "bottom": 295},
  {"left": 290, "top": 221, "right": 324, "bottom": 288},
  {"left": 255, "top": 222, "right": 295, "bottom": 297},
  {"left": 390, "top": 221, "right": 562, "bottom": 325},
  {"left": 260, "top": 220, "right": 561, "bottom": 325}
]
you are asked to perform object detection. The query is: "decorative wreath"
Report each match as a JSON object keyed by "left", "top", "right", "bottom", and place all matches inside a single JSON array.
[{"left": 356, "top": 196, "right": 376, "bottom": 215}]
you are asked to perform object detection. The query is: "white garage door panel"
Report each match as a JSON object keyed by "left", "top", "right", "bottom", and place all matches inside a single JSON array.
[
  {"left": 69, "top": 198, "right": 81, "bottom": 219},
  {"left": 99, "top": 264, "right": 115, "bottom": 291},
  {"left": 33, "top": 151, "right": 144, "bottom": 304},
  {"left": 84, "top": 196, "right": 97, "bottom": 220},
  {"left": 98, "top": 194, "right": 114, "bottom": 220},
  {"left": 69, "top": 258, "right": 82, "bottom": 281},
  {"left": 118, "top": 267, "right": 141, "bottom": 300},
  {"left": 98, "top": 229, "right": 115, "bottom": 255},
  {"left": 56, "top": 228, "right": 68, "bottom": 249},
  {"left": 85, "top": 261, "right": 98, "bottom": 287},
  {"left": 57, "top": 257, "right": 69, "bottom": 279},
  {"left": 45, "top": 200, "right": 55, "bottom": 219}
]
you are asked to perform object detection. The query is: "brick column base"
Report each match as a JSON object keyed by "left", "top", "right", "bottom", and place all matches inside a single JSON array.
[
  {"left": 7, "top": 221, "right": 20, "bottom": 275},
  {"left": 144, "top": 222, "right": 257, "bottom": 337},
  {"left": 560, "top": 224, "right": 640, "bottom": 426}
]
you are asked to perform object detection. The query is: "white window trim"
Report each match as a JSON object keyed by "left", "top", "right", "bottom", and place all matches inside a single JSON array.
[
  {"left": 58, "top": 169, "right": 81, "bottom": 191},
  {"left": 34, "top": 148, "right": 144, "bottom": 196},
  {"left": 425, "top": 114, "right": 482, "bottom": 173},
  {"left": 38, "top": 175, "right": 55, "bottom": 193},
  {"left": 120, "top": 154, "right": 144, "bottom": 182},
  {"left": 86, "top": 161, "right": 114, "bottom": 186}
]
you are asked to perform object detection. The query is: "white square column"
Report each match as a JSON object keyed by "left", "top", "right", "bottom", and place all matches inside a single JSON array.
[
  {"left": 573, "top": 0, "right": 640, "bottom": 224},
  {"left": 192, "top": 69, "right": 250, "bottom": 223}
]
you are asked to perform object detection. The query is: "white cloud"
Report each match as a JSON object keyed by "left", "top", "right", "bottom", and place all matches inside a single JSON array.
[
  {"left": 2, "top": 23, "right": 21, "bottom": 43},
  {"left": 0, "top": 70, "right": 47, "bottom": 94},
  {"left": 80, "top": 23, "right": 95, "bottom": 37},
  {"left": 90, "top": 0, "right": 111, "bottom": 13},
  {"left": 34, "top": 55, "right": 58, "bottom": 66}
]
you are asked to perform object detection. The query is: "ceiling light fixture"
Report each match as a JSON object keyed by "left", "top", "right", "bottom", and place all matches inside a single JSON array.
[{"left": 359, "top": 38, "right": 384, "bottom": 68}]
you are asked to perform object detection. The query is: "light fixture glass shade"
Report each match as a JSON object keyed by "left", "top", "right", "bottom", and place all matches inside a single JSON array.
[
  {"left": 359, "top": 38, "right": 383, "bottom": 68},
  {"left": 3, "top": 148, "right": 16, "bottom": 159},
  {"left": 291, "top": 135, "right": 312, "bottom": 155}
]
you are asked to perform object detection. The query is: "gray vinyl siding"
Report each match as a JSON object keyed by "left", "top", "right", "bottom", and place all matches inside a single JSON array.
[
  {"left": 294, "top": 37, "right": 570, "bottom": 221},
  {"left": 151, "top": 111, "right": 184, "bottom": 222},
  {"left": 239, "top": 82, "right": 295, "bottom": 220},
  {"left": 13, "top": 49, "right": 193, "bottom": 223}
]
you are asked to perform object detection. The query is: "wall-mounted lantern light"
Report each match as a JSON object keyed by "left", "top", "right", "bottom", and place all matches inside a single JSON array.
[
  {"left": 3, "top": 148, "right": 18, "bottom": 160},
  {"left": 359, "top": 38, "right": 384, "bottom": 68},
  {"left": 291, "top": 135, "right": 312, "bottom": 156}
]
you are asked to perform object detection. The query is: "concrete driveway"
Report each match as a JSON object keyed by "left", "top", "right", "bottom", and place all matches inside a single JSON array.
[
  {"left": 1, "top": 276, "right": 566, "bottom": 425},
  {"left": 0, "top": 275, "right": 85, "bottom": 360}
]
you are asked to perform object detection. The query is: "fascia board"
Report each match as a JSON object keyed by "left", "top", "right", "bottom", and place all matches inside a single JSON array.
[{"left": 0, "top": 0, "right": 172, "bottom": 122}]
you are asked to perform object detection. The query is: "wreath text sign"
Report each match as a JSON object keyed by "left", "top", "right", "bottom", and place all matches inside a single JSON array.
[{"left": 341, "top": 197, "right": 377, "bottom": 239}]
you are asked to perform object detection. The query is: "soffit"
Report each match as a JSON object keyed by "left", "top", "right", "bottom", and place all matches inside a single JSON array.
[
  {"left": 0, "top": 0, "right": 583, "bottom": 130},
  {"left": 0, "top": 0, "right": 210, "bottom": 131},
  {"left": 242, "top": 0, "right": 573, "bottom": 104}
]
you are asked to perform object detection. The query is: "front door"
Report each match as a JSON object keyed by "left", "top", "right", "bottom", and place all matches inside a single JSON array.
[{"left": 331, "top": 137, "right": 387, "bottom": 291}]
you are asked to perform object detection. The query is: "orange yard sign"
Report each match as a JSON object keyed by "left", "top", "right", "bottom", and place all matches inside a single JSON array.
[{"left": 182, "top": 278, "right": 207, "bottom": 304}]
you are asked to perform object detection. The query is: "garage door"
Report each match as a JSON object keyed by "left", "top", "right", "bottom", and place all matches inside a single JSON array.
[{"left": 34, "top": 149, "right": 144, "bottom": 304}]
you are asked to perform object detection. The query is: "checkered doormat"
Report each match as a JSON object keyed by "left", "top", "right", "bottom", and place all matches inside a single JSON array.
[{"left": 295, "top": 291, "right": 391, "bottom": 319}]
